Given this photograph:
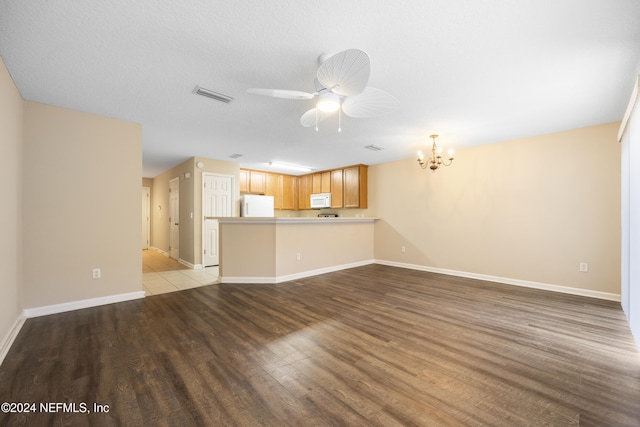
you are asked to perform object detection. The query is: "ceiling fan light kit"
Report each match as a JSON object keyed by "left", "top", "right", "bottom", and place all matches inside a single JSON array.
[
  {"left": 316, "top": 92, "right": 341, "bottom": 113},
  {"left": 246, "top": 49, "right": 399, "bottom": 131}
]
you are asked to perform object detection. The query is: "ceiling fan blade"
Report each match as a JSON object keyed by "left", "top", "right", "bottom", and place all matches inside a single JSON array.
[
  {"left": 316, "top": 49, "right": 370, "bottom": 96},
  {"left": 342, "top": 87, "right": 400, "bottom": 118},
  {"left": 246, "top": 88, "right": 315, "bottom": 100},
  {"left": 300, "top": 108, "right": 330, "bottom": 127}
]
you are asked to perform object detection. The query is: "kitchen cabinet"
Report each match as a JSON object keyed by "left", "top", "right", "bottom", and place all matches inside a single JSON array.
[
  {"left": 282, "top": 175, "right": 298, "bottom": 210},
  {"left": 321, "top": 171, "right": 331, "bottom": 193},
  {"left": 330, "top": 169, "right": 343, "bottom": 208},
  {"left": 343, "top": 165, "right": 368, "bottom": 208},
  {"left": 242, "top": 168, "right": 298, "bottom": 210},
  {"left": 265, "top": 173, "right": 298, "bottom": 210},
  {"left": 312, "top": 173, "right": 322, "bottom": 194},
  {"left": 240, "top": 169, "right": 266, "bottom": 194},
  {"left": 239, "top": 169, "right": 249, "bottom": 193},
  {"left": 298, "top": 175, "right": 312, "bottom": 210},
  {"left": 311, "top": 171, "right": 331, "bottom": 194},
  {"left": 249, "top": 170, "right": 266, "bottom": 194},
  {"left": 265, "top": 173, "right": 282, "bottom": 209},
  {"left": 241, "top": 164, "right": 367, "bottom": 210}
]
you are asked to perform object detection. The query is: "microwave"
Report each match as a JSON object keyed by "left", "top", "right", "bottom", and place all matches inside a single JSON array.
[{"left": 310, "top": 193, "right": 331, "bottom": 209}]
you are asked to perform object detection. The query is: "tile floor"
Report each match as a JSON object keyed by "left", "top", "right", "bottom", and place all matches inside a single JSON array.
[{"left": 142, "top": 249, "right": 219, "bottom": 295}]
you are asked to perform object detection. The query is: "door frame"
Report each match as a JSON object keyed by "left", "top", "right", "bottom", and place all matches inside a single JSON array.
[
  {"left": 202, "top": 172, "right": 234, "bottom": 267},
  {"left": 169, "top": 177, "right": 180, "bottom": 260},
  {"left": 142, "top": 187, "right": 150, "bottom": 250}
]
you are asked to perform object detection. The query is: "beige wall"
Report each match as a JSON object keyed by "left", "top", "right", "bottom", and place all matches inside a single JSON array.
[
  {"left": 150, "top": 157, "right": 239, "bottom": 266},
  {"left": 0, "top": 57, "right": 23, "bottom": 347},
  {"left": 218, "top": 220, "right": 374, "bottom": 280},
  {"left": 220, "top": 223, "right": 277, "bottom": 278},
  {"left": 371, "top": 123, "right": 621, "bottom": 295},
  {"left": 23, "top": 101, "right": 142, "bottom": 308},
  {"left": 275, "top": 222, "right": 374, "bottom": 277},
  {"left": 151, "top": 159, "right": 193, "bottom": 259}
]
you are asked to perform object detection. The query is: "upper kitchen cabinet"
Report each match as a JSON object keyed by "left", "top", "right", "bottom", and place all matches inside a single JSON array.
[
  {"left": 249, "top": 170, "right": 266, "bottom": 194},
  {"left": 239, "top": 169, "right": 249, "bottom": 193},
  {"left": 298, "top": 174, "right": 312, "bottom": 210},
  {"left": 312, "top": 171, "right": 331, "bottom": 194},
  {"left": 240, "top": 169, "right": 266, "bottom": 194},
  {"left": 265, "top": 173, "right": 282, "bottom": 208},
  {"left": 343, "top": 165, "right": 368, "bottom": 209},
  {"left": 281, "top": 174, "right": 298, "bottom": 210},
  {"left": 265, "top": 172, "right": 298, "bottom": 210},
  {"left": 330, "top": 169, "right": 343, "bottom": 208},
  {"left": 240, "top": 164, "right": 367, "bottom": 210}
]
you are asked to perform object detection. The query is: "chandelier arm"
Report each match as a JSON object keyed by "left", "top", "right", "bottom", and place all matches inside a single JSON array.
[{"left": 416, "top": 134, "right": 455, "bottom": 172}]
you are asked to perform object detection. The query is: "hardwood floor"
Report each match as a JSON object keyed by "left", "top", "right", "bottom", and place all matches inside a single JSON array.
[{"left": 1, "top": 264, "right": 639, "bottom": 426}]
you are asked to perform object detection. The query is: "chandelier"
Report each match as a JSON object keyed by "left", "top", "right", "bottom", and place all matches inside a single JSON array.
[{"left": 417, "top": 134, "right": 454, "bottom": 171}]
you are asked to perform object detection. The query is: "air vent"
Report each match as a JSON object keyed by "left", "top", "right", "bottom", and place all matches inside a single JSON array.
[
  {"left": 229, "top": 153, "right": 243, "bottom": 159},
  {"left": 364, "top": 144, "right": 384, "bottom": 151},
  {"left": 193, "top": 86, "right": 234, "bottom": 103}
]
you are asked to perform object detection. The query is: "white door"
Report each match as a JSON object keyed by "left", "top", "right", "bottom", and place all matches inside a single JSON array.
[
  {"left": 142, "top": 187, "right": 150, "bottom": 250},
  {"left": 169, "top": 177, "right": 179, "bottom": 260},
  {"left": 203, "top": 173, "right": 233, "bottom": 267}
]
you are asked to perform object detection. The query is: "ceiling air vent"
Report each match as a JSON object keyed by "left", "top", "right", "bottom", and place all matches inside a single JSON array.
[
  {"left": 364, "top": 144, "right": 384, "bottom": 151},
  {"left": 229, "top": 153, "right": 243, "bottom": 159},
  {"left": 193, "top": 86, "right": 234, "bottom": 103}
]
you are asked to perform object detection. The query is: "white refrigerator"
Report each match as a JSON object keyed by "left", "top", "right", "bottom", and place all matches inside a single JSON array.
[{"left": 241, "top": 195, "right": 275, "bottom": 217}]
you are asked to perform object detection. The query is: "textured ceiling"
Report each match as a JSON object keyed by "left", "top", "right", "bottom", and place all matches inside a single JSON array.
[{"left": 1, "top": 0, "right": 640, "bottom": 177}]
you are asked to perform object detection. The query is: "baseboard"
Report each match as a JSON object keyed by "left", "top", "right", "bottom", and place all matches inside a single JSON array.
[
  {"left": 23, "top": 291, "right": 146, "bottom": 318},
  {"left": 221, "top": 260, "right": 375, "bottom": 284},
  {"left": 149, "top": 247, "right": 169, "bottom": 257},
  {"left": 179, "top": 259, "right": 203, "bottom": 270},
  {"left": 375, "top": 260, "right": 621, "bottom": 302},
  {"left": 0, "top": 314, "right": 26, "bottom": 367}
]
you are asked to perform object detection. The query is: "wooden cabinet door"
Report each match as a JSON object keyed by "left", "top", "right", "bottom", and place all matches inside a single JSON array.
[
  {"left": 321, "top": 171, "right": 331, "bottom": 193},
  {"left": 311, "top": 173, "right": 322, "bottom": 194},
  {"left": 239, "top": 169, "right": 249, "bottom": 193},
  {"left": 265, "top": 173, "right": 282, "bottom": 209},
  {"left": 298, "top": 175, "right": 312, "bottom": 209},
  {"left": 282, "top": 175, "right": 298, "bottom": 210},
  {"left": 343, "top": 165, "right": 368, "bottom": 208},
  {"left": 330, "top": 169, "right": 343, "bottom": 208},
  {"left": 249, "top": 171, "right": 266, "bottom": 194}
]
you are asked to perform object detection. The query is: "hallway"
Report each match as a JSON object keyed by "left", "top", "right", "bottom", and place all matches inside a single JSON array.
[{"left": 142, "top": 250, "right": 219, "bottom": 295}]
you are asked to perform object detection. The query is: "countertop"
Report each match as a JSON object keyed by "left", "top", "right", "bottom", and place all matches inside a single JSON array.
[{"left": 210, "top": 217, "right": 377, "bottom": 224}]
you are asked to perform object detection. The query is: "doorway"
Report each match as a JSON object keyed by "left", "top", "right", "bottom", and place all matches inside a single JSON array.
[
  {"left": 202, "top": 173, "right": 233, "bottom": 267},
  {"left": 169, "top": 177, "right": 179, "bottom": 260}
]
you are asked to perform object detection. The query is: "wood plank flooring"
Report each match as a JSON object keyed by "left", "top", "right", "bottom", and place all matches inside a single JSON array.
[{"left": 1, "top": 264, "right": 640, "bottom": 426}]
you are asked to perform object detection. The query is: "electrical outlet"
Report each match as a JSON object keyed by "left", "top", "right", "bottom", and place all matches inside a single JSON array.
[
  {"left": 401, "top": 246, "right": 406, "bottom": 253},
  {"left": 579, "top": 263, "right": 589, "bottom": 272},
  {"left": 296, "top": 253, "right": 301, "bottom": 261},
  {"left": 92, "top": 268, "right": 101, "bottom": 279}
]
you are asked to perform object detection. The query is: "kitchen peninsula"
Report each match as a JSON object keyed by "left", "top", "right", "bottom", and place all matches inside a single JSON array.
[{"left": 218, "top": 217, "right": 376, "bottom": 283}]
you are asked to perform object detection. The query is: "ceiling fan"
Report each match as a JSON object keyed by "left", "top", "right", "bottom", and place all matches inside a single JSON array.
[{"left": 247, "top": 49, "right": 399, "bottom": 130}]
